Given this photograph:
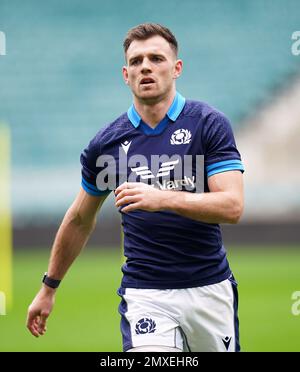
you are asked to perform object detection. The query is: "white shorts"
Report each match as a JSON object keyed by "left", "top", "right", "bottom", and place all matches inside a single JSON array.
[{"left": 117, "top": 276, "right": 240, "bottom": 352}]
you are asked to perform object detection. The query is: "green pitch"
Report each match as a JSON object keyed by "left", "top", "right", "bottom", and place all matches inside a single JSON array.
[{"left": 0, "top": 246, "right": 299, "bottom": 351}]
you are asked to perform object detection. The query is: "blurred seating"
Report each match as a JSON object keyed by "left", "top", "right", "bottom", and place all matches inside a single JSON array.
[{"left": 0, "top": 0, "right": 299, "bottom": 220}]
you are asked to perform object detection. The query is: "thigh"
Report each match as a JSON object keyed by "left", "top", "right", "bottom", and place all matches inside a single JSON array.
[
  {"left": 180, "top": 277, "right": 240, "bottom": 352},
  {"left": 118, "top": 287, "right": 184, "bottom": 352}
]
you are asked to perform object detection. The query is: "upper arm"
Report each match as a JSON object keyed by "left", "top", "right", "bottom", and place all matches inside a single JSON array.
[
  {"left": 80, "top": 132, "right": 113, "bottom": 197},
  {"left": 203, "top": 112, "right": 244, "bottom": 178},
  {"left": 202, "top": 111, "right": 244, "bottom": 204},
  {"left": 208, "top": 170, "right": 244, "bottom": 203},
  {"left": 68, "top": 187, "right": 109, "bottom": 226}
]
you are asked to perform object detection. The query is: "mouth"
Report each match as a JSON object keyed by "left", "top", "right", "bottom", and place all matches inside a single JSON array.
[{"left": 140, "top": 77, "right": 155, "bottom": 85}]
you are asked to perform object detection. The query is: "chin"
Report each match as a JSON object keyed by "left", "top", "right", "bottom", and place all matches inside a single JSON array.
[{"left": 137, "top": 90, "right": 160, "bottom": 101}]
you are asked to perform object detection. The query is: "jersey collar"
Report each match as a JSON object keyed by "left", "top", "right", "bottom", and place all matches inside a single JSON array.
[{"left": 127, "top": 92, "right": 186, "bottom": 128}]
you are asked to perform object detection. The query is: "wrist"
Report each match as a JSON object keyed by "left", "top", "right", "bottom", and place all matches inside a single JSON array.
[
  {"left": 42, "top": 272, "right": 61, "bottom": 289},
  {"left": 41, "top": 283, "right": 57, "bottom": 294},
  {"left": 160, "top": 190, "right": 179, "bottom": 211}
]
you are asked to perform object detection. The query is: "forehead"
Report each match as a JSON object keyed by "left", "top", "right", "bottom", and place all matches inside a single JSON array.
[{"left": 126, "top": 35, "right": 175, "bottom": 59}]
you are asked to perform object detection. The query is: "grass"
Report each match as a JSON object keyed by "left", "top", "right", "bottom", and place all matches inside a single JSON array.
[
  {"left": 228, "top": 247, "right": 300, "bottom": 351},
  {"left": 0, "top": 246, "right": 300, "bottom": 351}
]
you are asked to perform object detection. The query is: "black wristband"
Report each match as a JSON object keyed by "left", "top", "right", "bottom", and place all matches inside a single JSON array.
[{"left": 42, "top": 272, "right": 61, "bottom": 289}]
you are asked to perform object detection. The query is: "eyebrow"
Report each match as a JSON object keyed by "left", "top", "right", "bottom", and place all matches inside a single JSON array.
[{"left": 128, "top": 52, "right": 166, "bottom": 64}]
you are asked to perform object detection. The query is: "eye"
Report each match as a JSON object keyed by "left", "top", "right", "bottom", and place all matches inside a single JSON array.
[
  {"left": 151, "top": 56, "right": 163, "bottom": 62},
  {"left": 130, "top": 59, "right": 140, "bottom": 66}
]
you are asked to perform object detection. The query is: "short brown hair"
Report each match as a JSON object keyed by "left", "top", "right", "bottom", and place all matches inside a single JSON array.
[{"left": 123, "top": 23, "right": 178, "bottom": 57}]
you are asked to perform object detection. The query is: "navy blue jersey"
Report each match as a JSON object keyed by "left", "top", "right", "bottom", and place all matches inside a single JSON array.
[{"left": 80, "top": 92, "right": 244, "bottom": 289}]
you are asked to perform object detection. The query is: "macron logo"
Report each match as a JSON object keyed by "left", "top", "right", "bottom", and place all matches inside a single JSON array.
[
  {"left": 121, "top": 140, "right": 132, "bottom": 154},
  {"left": 222, "top": 336, "right": 232, "bottom": 351}
]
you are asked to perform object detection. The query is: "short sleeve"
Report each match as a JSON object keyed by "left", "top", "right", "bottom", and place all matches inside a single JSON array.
[
  {"left": 80, "top": 135, "right": 111, "bottom": 196},
  {"left": 203, "top": 112, "right": 244, "bottom": 177}
]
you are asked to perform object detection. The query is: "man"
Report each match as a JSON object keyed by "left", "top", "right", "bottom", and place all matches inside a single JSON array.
[{"left": 27, "top": 23, "right": 244, "bottom": 352}]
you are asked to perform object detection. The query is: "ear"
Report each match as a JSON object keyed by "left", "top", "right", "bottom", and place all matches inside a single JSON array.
[
  {"left": 122, "top": 66, "right": 129, "bottom": 85},
  {"left": 174, "top": 59, "right": 183, "bottom": 79}
]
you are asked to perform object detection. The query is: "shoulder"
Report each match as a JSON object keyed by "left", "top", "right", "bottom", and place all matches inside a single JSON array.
[
  {"left": 183, "top": 99, "right": 230, "bottom": 125},
  {"left": 92, "top": 113, "right": 132, "bottom": 144},
  {"left": 182, "top": 100, "right": 233, "bottom": 142},
  {"left": 86, "top": 112, "right": 134, "bottom": 153}
]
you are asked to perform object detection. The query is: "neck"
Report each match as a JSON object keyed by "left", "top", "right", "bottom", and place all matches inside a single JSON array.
[{"left": 133, "top": 89, "right": 176, "bottom": 128}]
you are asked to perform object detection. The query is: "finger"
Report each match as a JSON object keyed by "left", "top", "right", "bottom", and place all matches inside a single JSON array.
[
  {"left": 31, "top": 323, "right": 40, "bottom": 337},
  {"left": 26, "top": 309, "right": 37, "bottom": 328},
  {"left": 114, "top": 182, "right": 130, "bottom": 195},
  {"left": 33, "top": 316, "right": 40, "bottom": 328},
  {"left": 28, "top": 323, "right": 40, "bottom": 337},
  {"left": 116, "top": 195, "right": 139, "bottom": 208},
  {"left": 32, "top": 316, "right": 42, "bottom": 337},
  {"left": 115, "top": 189, "right": 139, "bottom": 203},
  {"left": 26, "top": 310, "right": 39, "bottom": 335},
  {"left": 38, "top": 325, "right": 47, "bottom": 336},
  {"left": 42, "top": 326, "right": 47, "bottom": 335},
  {"left": 122, "top": 202, "right": 141, "bottom": 213},
  {"left": 115, "top": 182, "right": 141, "bottom": 195},
  {"left": 27, "top": 317, "right": 40, "bottom": 337},
  {"left": 38, "top": 312, "right": 49, "bottom": 334}
]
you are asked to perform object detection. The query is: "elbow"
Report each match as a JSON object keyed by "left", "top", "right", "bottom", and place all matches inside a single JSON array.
[
  {"left": 65, "top": 207, "right": 82, "bottom": 226},
  {"left": 227, "top": 199, "right": 244, "bottom": 224},
  {"left": 66, "top": 207, "right": 96, "bottom": 231}
]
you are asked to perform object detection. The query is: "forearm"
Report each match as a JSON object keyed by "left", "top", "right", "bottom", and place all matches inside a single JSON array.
[
  {"left": 162, "top": 190, "right": 243, "bottom": 224},
  {"left": 26, "top": 190, "right": 104, "bottom": 338},
  {"left": 47, "top": 207, "right": 96, "bottom": 280}
]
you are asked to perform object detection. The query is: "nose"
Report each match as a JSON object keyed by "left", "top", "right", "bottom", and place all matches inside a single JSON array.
[{"left": 141, "top": 58, "right": 152, "bottom": 73}]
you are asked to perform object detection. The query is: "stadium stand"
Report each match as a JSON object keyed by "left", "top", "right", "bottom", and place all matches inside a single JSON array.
[{"left": 0, "top": 0, "right": 299, "bottom": 244}]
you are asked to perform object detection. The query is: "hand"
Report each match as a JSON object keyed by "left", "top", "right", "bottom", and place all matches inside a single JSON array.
[
  {"left": 115, "top": 182, "right": 170, "bottom": 213},
  {"left": 26, "top": 286, "right": 56, "bottom": 337}
]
